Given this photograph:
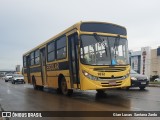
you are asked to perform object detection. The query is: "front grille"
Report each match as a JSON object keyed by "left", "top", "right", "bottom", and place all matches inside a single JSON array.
[
  {"left": 94, "top": 66, "right": 127, "bottom": 72},
  {"left": 101, "top": 81, "right": 122, "bottom": 87},
  {"left": 99, "top": 76, "right": 123, "bottom": 79},
  {"left": 98, "top": 76, "right": 125, "bottom": 81},
  {"left": 16, "top": 79, "right": 23, "bottom": 81},
  {"left": 102, "top": 84, "right": 120, "bottom": 87},
  {"left": 137, "top": 78, "right": 147, "bottom": 81}
]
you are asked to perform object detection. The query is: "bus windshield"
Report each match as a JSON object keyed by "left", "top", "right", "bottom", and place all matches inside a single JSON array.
[{"left": 80, "top": 34, "right": 129, "bottom": 65}]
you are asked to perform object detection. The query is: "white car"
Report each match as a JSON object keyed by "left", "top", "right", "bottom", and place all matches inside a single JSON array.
[
  {"left": 11, "top": 74, "right": 25, "bottom": 84},
  {"left": 5, "top": 74, "right": 13, "bottom": 82},
  {"left": 154, "top": 78, "right": 160, "bottom": 82}
]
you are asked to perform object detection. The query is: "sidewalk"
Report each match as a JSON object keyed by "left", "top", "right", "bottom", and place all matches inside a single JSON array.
[{"left": 148, "top": 83, "right": 160, "bottom": 87}]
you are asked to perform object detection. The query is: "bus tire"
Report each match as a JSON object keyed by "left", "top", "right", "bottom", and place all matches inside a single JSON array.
[
  {"left": 32, "top": 76, "right": 38, "bottom": 90},
  {"left": 139, "top": 86, "right": 145, "bottom": 90},
  {"left": 56, "top": 88, "right": 62, "bottom": 94},
  {"left": 39, "top": 86, "right": 44, "bottom": 91},
  {"left": 60, "top": 77, "right": 73, "bottom": 96},
  {"left": 12, "top": 81, "right": 15, "bottom": 84},
  {"left": 125, "top": 87, "right": 130, "bottom": 90}
]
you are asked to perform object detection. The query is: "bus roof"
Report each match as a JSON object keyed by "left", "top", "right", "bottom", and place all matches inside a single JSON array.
[{"left": 23, "top": 21, "right": 126, "bottom": 56}]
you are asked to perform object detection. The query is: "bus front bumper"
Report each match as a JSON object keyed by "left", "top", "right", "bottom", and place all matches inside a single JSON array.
[{"left": 80, "top": 77, "right": 131, "bottom": 90}]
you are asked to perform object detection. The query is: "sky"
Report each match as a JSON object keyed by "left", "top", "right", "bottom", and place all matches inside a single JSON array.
[{"left": 0, "top": 0, "right": 160, "bottom": 70}]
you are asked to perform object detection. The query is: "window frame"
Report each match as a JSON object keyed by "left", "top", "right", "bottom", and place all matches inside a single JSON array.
[
  {"left": 23, "top": 56, "right": 27, "bottom": 67},
  {"left": 47, "top": 35, "right": 67, "bottom": 62},
  {"left": 56, "top": 36, "right": 67, "bottom": 60},
  {"left": 30, "top": 52, "right": 35, "bottom": 66},
  {"left": 35, "top": 49, "right": 40, "bottom": 65},
  {"left": 29, "top": 49, "right": 40, "bottom": 66},
  {"left": 47, "top": 41, "right": 55, "bottom": 62}
]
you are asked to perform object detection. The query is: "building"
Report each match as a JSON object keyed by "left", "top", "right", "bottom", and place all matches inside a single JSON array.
[
  {"left": 0, "top": 70, "right": 15, "bottom": 76},
  {"left": 130, "top": 50, "right": 141, "bottom": 73},
  {"left": 15, "top": 65, "right": 20, "bottom": 72},
  {"left": 130, "top": 46, "right": 160, "bottom": 79},
  {"left": 150, "top": 47, "right": 160, "bottom": 77}
]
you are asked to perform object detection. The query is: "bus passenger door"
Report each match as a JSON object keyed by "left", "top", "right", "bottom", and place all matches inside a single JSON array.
[
  {"left": 40, "top": 47, "right": 47, "bottom": 86},
  {"left": 26, "top": 55, "right": 31, "bottom": 83},
  {"left": 68, "top": 33, "right": 80, "bottom": 88}
]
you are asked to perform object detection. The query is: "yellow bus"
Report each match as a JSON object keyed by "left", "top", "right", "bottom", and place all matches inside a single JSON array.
[{"left": 23, "top": 21, "right": 130, "bottom": 95}]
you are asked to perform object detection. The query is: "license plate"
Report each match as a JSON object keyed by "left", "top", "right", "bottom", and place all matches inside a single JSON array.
[
  {"left": 109, "top": 81, "right": 117, "bottom": 85},
  {"left": 141, "top": 82, "right": 146, "bottom": 84}
]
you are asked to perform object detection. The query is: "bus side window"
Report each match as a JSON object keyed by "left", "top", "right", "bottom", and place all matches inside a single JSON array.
[{"left": 56, "top": 36, "right": 67, "bottom": 60}]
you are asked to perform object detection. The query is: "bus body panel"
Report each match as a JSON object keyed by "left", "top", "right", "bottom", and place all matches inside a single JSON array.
[
  {"left": 79, "top": 64, "right": 130, "bottom": 90},
  {"left": 46, "top": 70, "right": 70, "bottom": 89}
]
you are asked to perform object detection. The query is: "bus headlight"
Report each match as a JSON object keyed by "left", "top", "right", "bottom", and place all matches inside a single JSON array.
[
  {"left": 125, "top": 71, "right": 130, "bottom": 79},
  {"left": 82, "top": 70, "right": 98, "bottom": 80},
  {"left": 131, "top": 77, "right": 137, "bottom": 81}
]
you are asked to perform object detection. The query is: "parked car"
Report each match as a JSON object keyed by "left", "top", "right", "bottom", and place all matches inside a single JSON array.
[
  {"left": 5, "top": 74, "right": 13, "bottom": 82},
  {"left": 154, "top": 78, "right": 160, "bottom": 82},
  {"left": 127, "top": 70, "right": 149, "bottom": 90},
  {"left": 11, "top": 74, "right": 25, "bottom": 84}
]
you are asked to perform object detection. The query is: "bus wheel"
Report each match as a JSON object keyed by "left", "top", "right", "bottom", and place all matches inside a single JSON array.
[
  {"left": 56, "top": 88, "right": 62, "bottom": 94},
  {"left": 139, "top": 86, "right": 145, "bottom": 90},
  {"left": 39, "top": 86, "right": 44, "bottom": 91},
  {"left": 125, "top": 87, "right": 130, "bottom": 90},
  {"left": 60, "top": 77, "right": 73, "bottom": 96},
  {"left": 12, "top": 81, "right": 15, "bottom": 84},
  {"left": 32, "top": 77, "right": 38, "bottom": 90}
]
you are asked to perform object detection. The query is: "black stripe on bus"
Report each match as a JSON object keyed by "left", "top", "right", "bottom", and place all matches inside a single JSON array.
[
  {"left": 24, "top": 61, "right": 69, "bottom": 73},
  {"left": 23, "top": 67, "right": 41, "bottom": 73},
  {"left": 46, "top": 61, "right": 69, "bottom": 71},
  {"left": 80, "top": 23, "right": 127, "bottom": 35},
  {"left": 30, "top": 66, "right": 41, "bottom": 73}
]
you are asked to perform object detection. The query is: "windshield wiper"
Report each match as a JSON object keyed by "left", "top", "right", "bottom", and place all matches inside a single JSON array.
[
  {"left": 93, "top": 33, "right": 102, "bottom": 42},
  {"left": 93, "top": 33, "right": 113, "bottom": 65},
  {"left": 114, "top": 35, "right": 120, "bottom": 48},
  {"left": 93, "top": 33, "right": 108, "bottom": 56},
  {"left": 113, "top": 35, "right": 120, "bottom": 60}
]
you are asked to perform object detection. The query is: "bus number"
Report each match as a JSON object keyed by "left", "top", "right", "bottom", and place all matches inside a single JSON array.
[{"left": 98, "top": 73, "right": 105, "bottom": 76}]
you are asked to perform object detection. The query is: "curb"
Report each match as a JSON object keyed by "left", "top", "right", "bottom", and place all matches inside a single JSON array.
[{"left": 148, "top": 84, "right": 160, "bottom": 87}]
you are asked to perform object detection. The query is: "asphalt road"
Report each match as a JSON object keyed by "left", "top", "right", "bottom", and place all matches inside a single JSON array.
[{"left": 0, "top": 79, "right": 160, "bottom": 120}]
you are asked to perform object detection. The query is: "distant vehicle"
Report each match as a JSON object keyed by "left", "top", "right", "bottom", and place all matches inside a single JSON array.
[
  {"left": 5, "top": 74, "right": 13, "bottom": 82},
  {"left": 11, "top": 74, "right": 25, "bottom": 84},
  {"left": 127, "top": 70, "right": 149, "bottom": 90},
  {"left": 0, "top": 72, "right": 5, "bottom": 77},
  {"left": 154, "top": 78, "right": 160, "bottom": 82}
]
